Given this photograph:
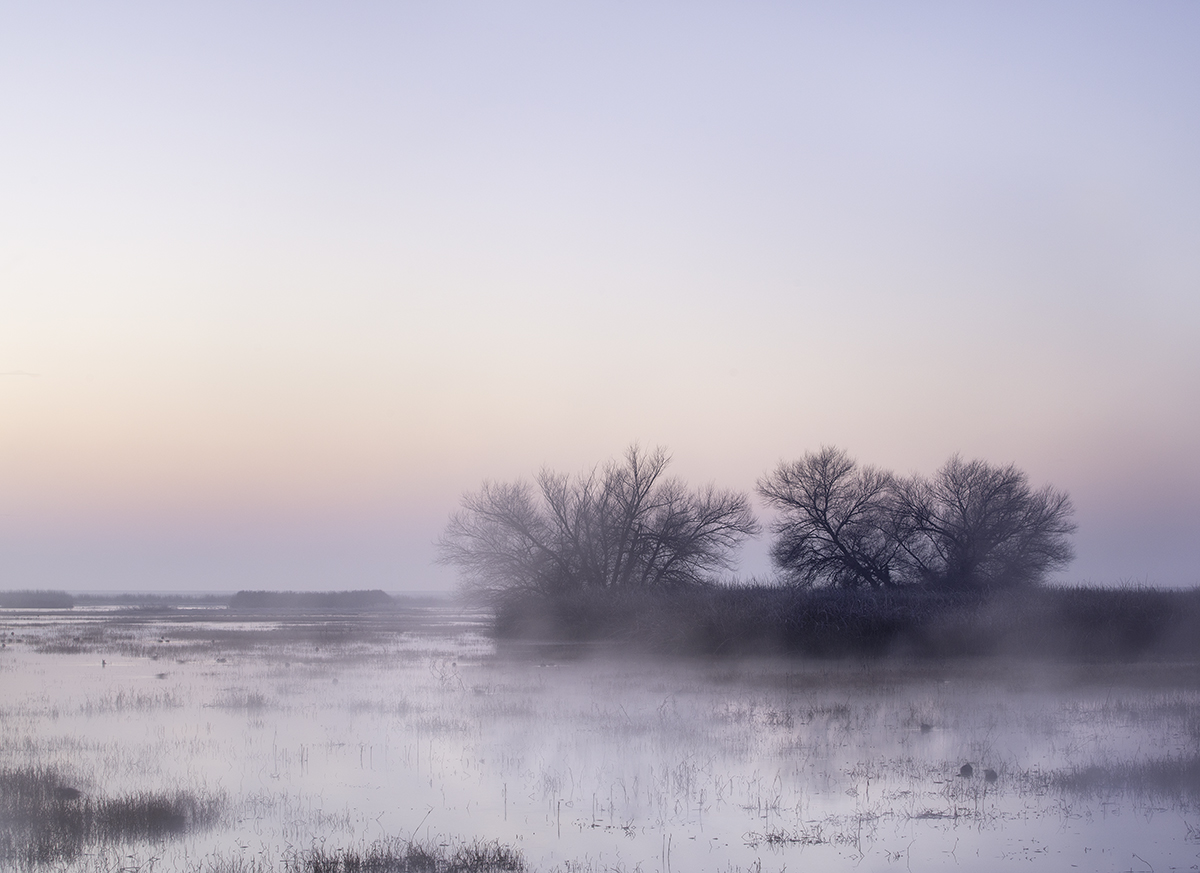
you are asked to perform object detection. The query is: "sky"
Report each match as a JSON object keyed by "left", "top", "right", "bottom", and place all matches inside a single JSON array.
[{"left": 2, "top": 2, "right": 1198, "bottom": 592}]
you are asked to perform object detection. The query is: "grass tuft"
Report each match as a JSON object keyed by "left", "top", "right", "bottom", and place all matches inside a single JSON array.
[
  {"left": 0, "top": 766, "right": 224, "bottom": 868},
  {"left": 294, "top": 837, "right": 526, "bottom": 872}
]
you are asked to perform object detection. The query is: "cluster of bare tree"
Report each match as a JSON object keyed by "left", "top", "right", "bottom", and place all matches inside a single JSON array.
[
  {"left": 758, "top": 447, "right": 1076, "bottom": 591},
  {"left": 438, "top": 446, "right": 759, "bottom": 603},
  {"left": 439, "top": 444, "right": 1076, "bottom": 600}
]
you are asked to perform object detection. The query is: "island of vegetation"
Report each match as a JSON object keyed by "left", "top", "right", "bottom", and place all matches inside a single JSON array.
[{"left": 440, "top": 445, "right": 1200, "bottom": 660}]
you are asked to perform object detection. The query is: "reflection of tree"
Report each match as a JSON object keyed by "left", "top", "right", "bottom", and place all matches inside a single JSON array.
[{"left": 439, "top": 445, "right": 759, "bottom": 602}]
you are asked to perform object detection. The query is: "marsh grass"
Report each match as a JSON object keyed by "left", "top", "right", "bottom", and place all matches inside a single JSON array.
[
  {"left": 1053, "top": 754, "right": 1200, "bottom": 800},
  {"left": 79, "top": 688, "right": 182, "bottom": 714},
  {"left": 192, "top": 838, "right": 526, "bottom": 873},
  {"left": 211, "top": 689, "right": 271, "bottom": 711},
  {"left": 0, "top": 766, "right": 224, "bottom": 868},
  {"left": 493, "top": 584, "right": 1200, "bottom": 659},
  {"left": 293, "top": 837, "right": 526, "bottom": 872}
]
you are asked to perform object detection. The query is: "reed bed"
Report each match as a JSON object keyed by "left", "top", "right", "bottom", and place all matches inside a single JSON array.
[{"left": 493, "top": 584, "right": 1200, "bottom": 659}]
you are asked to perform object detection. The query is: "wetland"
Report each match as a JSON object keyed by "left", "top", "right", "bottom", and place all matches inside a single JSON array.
[{"left": 1, "top": 598, "right": 1199, "bottom": 872}]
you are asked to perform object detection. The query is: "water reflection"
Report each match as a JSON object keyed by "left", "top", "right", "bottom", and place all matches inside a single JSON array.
[{"left": 1, "top": 603, "right": 1197, "bottom": 871}]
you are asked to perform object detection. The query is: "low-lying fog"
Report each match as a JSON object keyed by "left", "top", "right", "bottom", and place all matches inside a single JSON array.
[{"left": 2, "top": 602, "right": 1198, "bottom": 872}]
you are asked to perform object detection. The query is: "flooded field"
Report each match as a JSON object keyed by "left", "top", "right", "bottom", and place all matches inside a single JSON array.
[{"left": 2, "top": 601, "right": 1199, "bottom": 872}]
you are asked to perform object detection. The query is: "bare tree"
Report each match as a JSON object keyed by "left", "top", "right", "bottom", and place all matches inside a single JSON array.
[
  {"left": 438, "top": 446, "right": 759, "bottom": 602},
  {"left": 757, "top": 447, "right": 900, "bottom": 589},
  {"left": 891, "top": 455, "right": 1076, "bottom": 591},
  {"left": 760, "top": 448, "right": 1076, "bottom": 591},
  {"left": 436, "top": 480, "right": 569, "bottom": 603}
]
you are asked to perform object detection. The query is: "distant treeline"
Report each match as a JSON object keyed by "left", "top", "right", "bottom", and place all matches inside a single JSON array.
[
  {"left": 74, "top": 593, "right": 231, "bottom": 607},
  {"left": 493, "top": 585, "right": 1200, "bottom": 661},
  {"left": 228, "top": 590, "right": 394, "bottom": 609},
  {"left": 0, "top": 590, "right": 75, "bottom": 609}
]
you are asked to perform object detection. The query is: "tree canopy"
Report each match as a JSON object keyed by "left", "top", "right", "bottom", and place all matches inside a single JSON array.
[
  {"left": 438, "top": 446, "right": 759, "bottom": 602},
  {"left": 756, "top": 447, "right": 899, "bottom": 589},
  {"left": 759, "top": 448, "right": 1075, "bottom": 592}
]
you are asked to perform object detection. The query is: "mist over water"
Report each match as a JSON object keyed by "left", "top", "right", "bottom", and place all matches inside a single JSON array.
[{"left": 3, "top": 600, "right": 1198, "bottom": 872}]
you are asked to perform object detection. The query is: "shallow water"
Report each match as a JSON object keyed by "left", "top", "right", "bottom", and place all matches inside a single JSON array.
[{"left": 1, "top": 603, "right": 1198, "bottom": 872}]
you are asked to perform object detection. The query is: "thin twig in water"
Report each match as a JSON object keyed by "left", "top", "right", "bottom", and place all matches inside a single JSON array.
[{"left": 407, "top": 806, "right": 434, "bottom": 850}]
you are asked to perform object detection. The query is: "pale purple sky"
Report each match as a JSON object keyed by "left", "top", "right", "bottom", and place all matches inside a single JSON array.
[{"left": 2, "top": 2, "right": 1198, "bottom": 591}]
